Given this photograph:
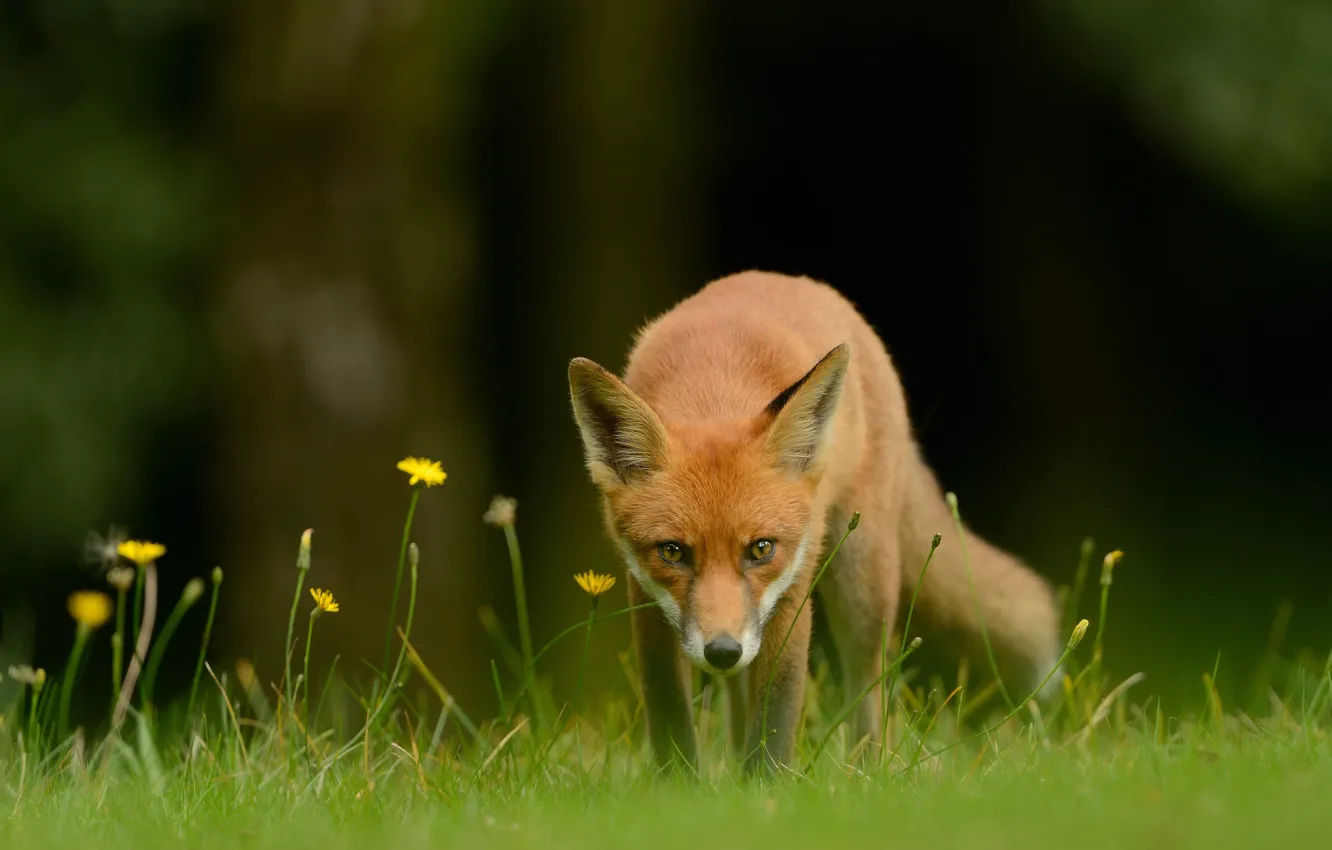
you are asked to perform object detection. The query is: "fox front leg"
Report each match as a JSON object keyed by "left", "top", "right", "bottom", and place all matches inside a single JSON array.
[
  {"left": 629, "top": 577, "right": 698, "bottom": 772},
  {"left": 744, "top": 594, "right": 813, "bottom": 774}
]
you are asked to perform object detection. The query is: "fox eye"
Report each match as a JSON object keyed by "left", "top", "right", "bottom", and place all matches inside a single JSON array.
[
  {"left": 749, "top": 539, "right": 775, "bottom": 563},
  {"left": 657, "top": 541, "right": 685, "bottom": 565}
]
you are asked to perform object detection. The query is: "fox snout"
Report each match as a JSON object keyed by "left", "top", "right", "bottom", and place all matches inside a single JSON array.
[
  {"left": 683, "top": 622, "right": 759, "bottom": 676},
  {"left": 703, "top": 634, "right": 743, "bottom": 670},
  {"left": 682, "top": 605, "right": 761, "bottom": 676}
]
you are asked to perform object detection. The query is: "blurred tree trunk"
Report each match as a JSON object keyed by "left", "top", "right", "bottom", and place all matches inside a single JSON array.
[
  {"left": 510, "top": 0, "right": 705, "bottom": 698},
  {"left": 979, "top": 43, "right": 1140, "bottom": 554},
  {"left": 210, "top": 1, "right": 496, "bottom": 707}
]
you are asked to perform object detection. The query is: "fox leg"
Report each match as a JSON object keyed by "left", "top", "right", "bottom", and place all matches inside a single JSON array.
[
  {"left": 819, "top": 533, "right": 900, "bottom": 763},
  {"left": 718, "top": 669, "right": 747, "bottom": 754},
  {"left": 744, "top": 586, "right": 813, "bottom": 774},
  {"left": 629, "top": 576, "right": 698, "bottom": 772}
]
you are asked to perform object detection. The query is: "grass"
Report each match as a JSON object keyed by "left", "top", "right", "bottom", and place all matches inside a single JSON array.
[{"left": 3, "top": 459, "right": 1330, "bottom": 848}]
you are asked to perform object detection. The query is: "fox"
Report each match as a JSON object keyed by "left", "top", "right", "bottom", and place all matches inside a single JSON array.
[{"left": 567, "top": 271, "right": 1061, "bottom": 774}]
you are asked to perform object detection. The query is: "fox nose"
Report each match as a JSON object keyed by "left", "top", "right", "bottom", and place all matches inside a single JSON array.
[{"left": 703, "top": 634, "right": 743, "bottom": 670}]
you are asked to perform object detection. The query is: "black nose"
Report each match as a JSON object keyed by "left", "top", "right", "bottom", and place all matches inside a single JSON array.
[{"left": 704, "top": 634, "right": 743, "bottom": 670}]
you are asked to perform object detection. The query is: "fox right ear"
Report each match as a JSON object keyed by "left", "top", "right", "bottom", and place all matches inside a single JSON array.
[
  {"left": 568, "top": 358, "right": 669, "bottom": 487},
  {"left": 763, "top": 343, "right": 850, "bottom": 475}
]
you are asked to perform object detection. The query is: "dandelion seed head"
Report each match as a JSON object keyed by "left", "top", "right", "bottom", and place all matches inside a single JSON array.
[
  {"left": 483, "top": 495, "right": 517, "bottom": 528},
  {"left": 84, "top": 525, "right": 127, "bottom": 571},
  {"left": 8, "top": 665, "right": 39, "bottom": 686}
]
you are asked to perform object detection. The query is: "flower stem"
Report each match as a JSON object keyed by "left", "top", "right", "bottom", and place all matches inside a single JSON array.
[
  {"left": 187, "top": 569, "right": 223, "bottom": 722},
  {"left": 503, "top": 523, "right": 535, "bottom": 697},
  {"left": 505, "top": 602, "right": 656, "bottom": 714},
  {"left": 334, "top": 545, "right": 419, "bottom": 757},
  {"left": 27, "top": 678, "right": 44, "bottom": 748},
  {"left": 59, "top": 628, "right": 91, "bottom": 740},
  {"left": 130, "top": 566, "right": 145, "bottom": 661},
  {"left": 284, "top": 531, "right": 313, "bottom": 712},
  {"left": 111, "top": 587, "right": 127, "bottom": 712},
  {"left": 383, "top": 488, "right": 421, "bottom": 678},
  {"left": 573, "top": 596, "right": 599, "bottom": 713},
  {"left": 384, "top": 542, "right": 420, "bottom": 695},
  {"left": 141, "top": 583, "right": 202, "bottom": 712},
  {"left": 113, "top": 563, "right": 157, "bottom": 729},
  {"left": 303, "top": 612, "right": 318, "bottom": 714},
  {"left": 946, "top": 492, "right": 1015, "bottom": 712}
]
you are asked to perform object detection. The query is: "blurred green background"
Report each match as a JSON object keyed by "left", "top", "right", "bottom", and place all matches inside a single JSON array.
[{"left": 2, "top": 0, "right": 1330, "bottom": 723}]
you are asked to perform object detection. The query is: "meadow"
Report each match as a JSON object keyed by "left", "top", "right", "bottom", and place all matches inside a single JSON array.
[{"left": 2, "top": 456, "right": 1329, "bottom": 848}]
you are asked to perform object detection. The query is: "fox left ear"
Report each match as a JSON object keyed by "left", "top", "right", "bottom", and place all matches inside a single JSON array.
[
  {"left": 568, "top": 357, "right": 670, "bottom": 487},
  {"left": 763, "top": 343, "right": 850, "bottom": 475}
]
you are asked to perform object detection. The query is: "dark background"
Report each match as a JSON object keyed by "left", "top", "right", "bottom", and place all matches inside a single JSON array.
[{"left": 2, "top": 0, "right": 1329, "bottom": 722}]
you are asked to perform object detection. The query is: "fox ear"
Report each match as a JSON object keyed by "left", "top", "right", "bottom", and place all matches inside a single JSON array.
[
  {"left": 568, "top": 358, "right": 669, "bottom": 487},
  {"left": 764, "top": 343, "right": 851, "bottom": 475}
]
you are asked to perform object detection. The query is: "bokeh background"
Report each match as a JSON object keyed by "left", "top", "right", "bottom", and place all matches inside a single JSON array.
[{"left": 3, "top": 0, "right": 1330, "bottom": 723}]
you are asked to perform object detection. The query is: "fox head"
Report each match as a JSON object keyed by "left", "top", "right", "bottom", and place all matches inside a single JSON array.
[{"left": 567, "top": 344, "right": 850, "bottom": 676}]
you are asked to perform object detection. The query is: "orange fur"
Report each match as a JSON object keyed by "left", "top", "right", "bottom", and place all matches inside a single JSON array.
[{"left": 568, "top": 271, "right": 1060, "bottom": 773}]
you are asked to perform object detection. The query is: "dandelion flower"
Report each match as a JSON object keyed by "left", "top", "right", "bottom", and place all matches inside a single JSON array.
[
  {"left": 483, "top": 495, "right": 517, "bottom": 528},
  {"left": 67, "top": 591, "right": 114, "bottom": 630},
  {"left": 397, "top": 456, "right": 447, "bottom": 487},
  {"left": 574, "top": 571, "right": 616, "bottom": 597},
  {"left": 310, "top": 587, "right": 340, "bottom": 614},
  {"left": 118, "top": 540, "right": 166, "bottom": 566},
  {"left": 106, "top": 566, "right": 135, "bottom": 592}
]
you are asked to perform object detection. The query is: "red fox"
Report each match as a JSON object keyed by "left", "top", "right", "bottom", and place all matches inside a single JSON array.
[{"left": 568, "top": 271, "right": 1061, "bottom": 773}]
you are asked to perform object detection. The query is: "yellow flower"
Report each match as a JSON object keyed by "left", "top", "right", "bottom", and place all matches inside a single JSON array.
[
  {"left": 67, "top": 591, "right": 114, "bottom": 630},
  {"left": 118, "top": 539, "right": 166, "bottom": 566},
  {"left": 397, "top": 456, "right": 447, "bottom": 487},
  {"left": 310, "top": 587, "right": 340, "bottom": 614},
  {"left": 574, "top": 571, "right": 616, "bottom": 597}
]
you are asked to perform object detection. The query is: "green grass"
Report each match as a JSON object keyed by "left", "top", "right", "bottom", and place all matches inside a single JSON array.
[
  {"left": 3, "top": 465, "right": 1330, "bottom": 848},
  {"left": 4, "top": 711, "right": 1331, "bottom": 849}
]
